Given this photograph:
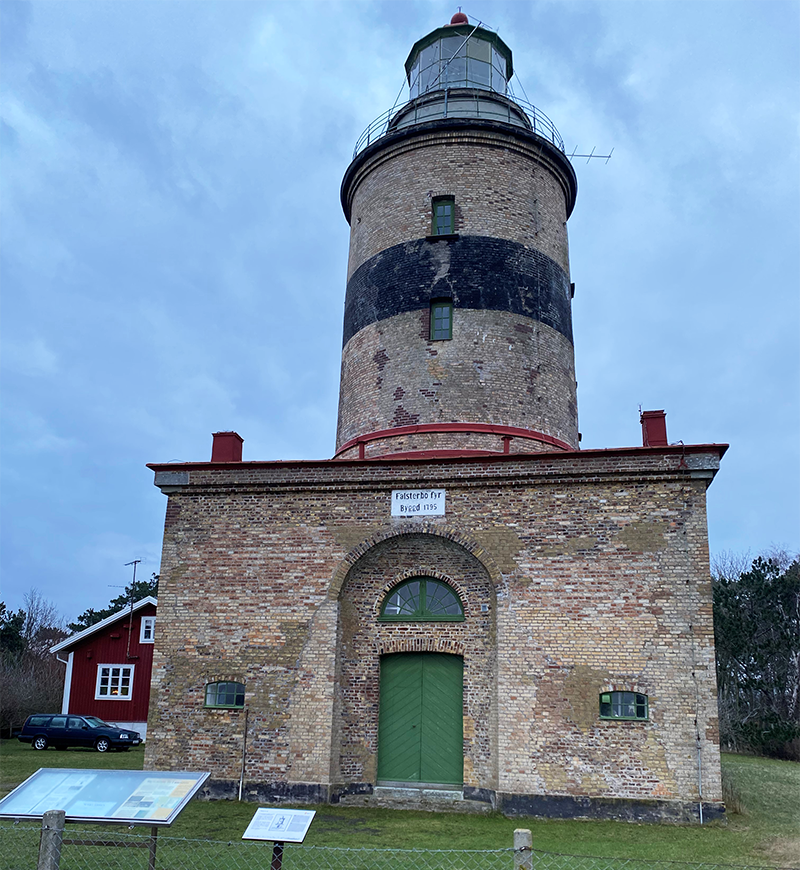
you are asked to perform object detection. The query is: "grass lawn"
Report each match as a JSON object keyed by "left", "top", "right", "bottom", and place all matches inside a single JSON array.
[{"left": 1, "top": 740, "right": 797, "bottom": 866}]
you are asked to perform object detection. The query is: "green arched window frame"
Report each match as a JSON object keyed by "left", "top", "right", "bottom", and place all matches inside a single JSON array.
[
  {"left": 205, "top": 681, "right": 245, "bottom": 709},
  {"left": 379, "top": 577, "right": 464, "bottom": 622},
  {"left": 600, "top": 691, "right": 648, "bottom": 721}
]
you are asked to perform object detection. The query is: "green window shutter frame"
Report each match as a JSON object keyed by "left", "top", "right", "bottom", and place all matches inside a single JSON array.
[
  {"left": 432, "top": 196, "right": 455, "bottom": 235},
  {"left": 205, "top": 681, "right": 245, "bottom": 708},
  {"left": 599, "top": 691, "right": 648, "bottom": 720},
  {"left": 380, "top": 577, "right": 464, "bottom": 621},
  {"left": 430, "top": 301, "right": 453, "bottom": 341}
]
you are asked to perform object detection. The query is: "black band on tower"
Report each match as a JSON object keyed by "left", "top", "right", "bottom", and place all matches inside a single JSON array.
[{"left": 343, "top": 235, "right": 573, "bottom": 347}]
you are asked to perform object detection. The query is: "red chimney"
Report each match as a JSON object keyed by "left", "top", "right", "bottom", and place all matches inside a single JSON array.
[
  {"left": 640, "top": 410, "right": 668, "bottom": 447},
  {"left": 211, "top": 431, "right": 243, "bottom": 462}
]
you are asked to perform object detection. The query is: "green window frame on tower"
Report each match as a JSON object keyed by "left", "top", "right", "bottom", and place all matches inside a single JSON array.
[
  {"left": 600, "top": 691, "right": 648, "bottom": 720},
  {"left": 205, "top": 681, "right": 245, "bottom": 709},
  {"left": 379, "top": 577, "right": 464, "bottom": 622},
  {"left": 432, "top": 196, "right": 455, "bottom": 235},
  {"left": 430, "top": 299, "right": 453, "bottom": 340}
]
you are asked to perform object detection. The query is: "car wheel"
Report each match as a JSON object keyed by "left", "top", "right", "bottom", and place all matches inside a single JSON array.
[
  {"left": 95, "top": 737, "right": 111, "bottom": 752},
  {"left": 32, "top": 736, "right": 48, "bottom": 750}
]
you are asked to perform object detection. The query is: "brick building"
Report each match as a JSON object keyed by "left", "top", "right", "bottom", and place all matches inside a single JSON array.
[{"left": 144, "top": 15, "right": 726, "bottom": 821}]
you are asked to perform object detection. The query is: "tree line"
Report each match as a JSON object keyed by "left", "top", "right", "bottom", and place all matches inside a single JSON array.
[
  {"left": 0, "top": 591, "right": 67, "bottom": 738},
  {"left": 712, "top": 551, "right": 799, "bottom": 760}
]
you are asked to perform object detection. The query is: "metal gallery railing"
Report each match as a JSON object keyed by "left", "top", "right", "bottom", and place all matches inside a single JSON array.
[{"left": 353, "top": 90, "right": 566, "bottom": 158}]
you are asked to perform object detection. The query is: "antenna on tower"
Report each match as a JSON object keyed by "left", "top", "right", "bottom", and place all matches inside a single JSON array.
[{"left": 568, "top": 146, "right": 614, "bottom": 164}]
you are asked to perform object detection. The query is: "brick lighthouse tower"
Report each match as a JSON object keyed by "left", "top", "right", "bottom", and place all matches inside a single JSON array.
[
  {"left": 146, "top": 12, "right": 726, "bottom": 822},
  {"left": 336, "top": 12, "right": 579, "bottom": 460}
]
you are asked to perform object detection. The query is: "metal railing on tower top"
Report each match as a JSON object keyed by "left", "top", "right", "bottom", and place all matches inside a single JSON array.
[{"left": 352, "top": 90, "right": 566, "bottom": 158}]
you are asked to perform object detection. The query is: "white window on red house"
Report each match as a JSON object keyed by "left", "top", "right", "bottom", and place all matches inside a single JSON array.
[
  {"left": 140, "top": 616, "right": 156, "bottom": 643},
  {"left": 95, "top": 664, "right": 134, "bottom": 700}
]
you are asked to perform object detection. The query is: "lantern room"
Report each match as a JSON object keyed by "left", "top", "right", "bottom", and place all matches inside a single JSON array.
[{"left": 405, "top": 15, "right": 513, "bottom": 97}]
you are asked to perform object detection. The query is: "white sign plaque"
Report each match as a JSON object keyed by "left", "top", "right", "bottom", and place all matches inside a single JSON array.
[
  {"left": 391, "top": 489, "right": 446, "bottom": 516},
  {"left": 242, "top": 807, "right": 316, "bottom": 843}
]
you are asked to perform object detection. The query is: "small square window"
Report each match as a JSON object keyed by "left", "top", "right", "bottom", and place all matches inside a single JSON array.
[
  {"left": 95, "top": 664, "right": 134, "bottom": 700},
  {"left": 205, "top": 681, "right": 245, "bottom": 709},
  {"left": 140, "top": 616, "right": 156, "bottom": 643},
  {"left": 430, "top": 300, "right": 453, "bottom": 341},
  {"left": 432, "top": 196, "right": 455, "bottom": 235}
]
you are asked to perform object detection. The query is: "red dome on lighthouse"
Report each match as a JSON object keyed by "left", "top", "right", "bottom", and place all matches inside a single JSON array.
[{"left": 449, "top": 11, "right": 469, "bottom": 25}]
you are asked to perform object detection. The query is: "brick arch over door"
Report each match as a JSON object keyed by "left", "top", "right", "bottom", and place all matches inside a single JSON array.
[
  {"left": 330, "top": 531, "right": 498, "bottom": 792},
  {"left": 327, "top": 522, "right": 504, "bottom": 600}
]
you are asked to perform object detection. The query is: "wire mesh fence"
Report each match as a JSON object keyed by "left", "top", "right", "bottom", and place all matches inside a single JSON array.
[
  {"left": 528, "top": 852, "right": 797, "bottom": 870},
  {"left": 0, "top": 823, "right": 794, "bottom": 870}
]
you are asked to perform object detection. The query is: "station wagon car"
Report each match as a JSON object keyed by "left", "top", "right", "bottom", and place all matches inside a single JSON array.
[{"left": 17, "top": 714, "right": 141, "bottom": 752}]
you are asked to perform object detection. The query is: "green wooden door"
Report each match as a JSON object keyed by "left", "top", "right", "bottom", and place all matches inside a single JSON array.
[{"left": 377, "top": 653, "right": 463, "bottom": 786}]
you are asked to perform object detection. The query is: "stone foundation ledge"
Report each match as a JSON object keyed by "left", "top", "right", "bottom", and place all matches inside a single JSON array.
[
  {"left": 338, "top": 785, "right": 493, "bottom": 814},
  {"left": 498, "top": 792, "right": 726, "bottom": 824},
  {"left": 199, "top": 779, "right": 724, "bottom": 824},
  {"left": 200, "top": 779, "right": 330, "bottom": 804}
]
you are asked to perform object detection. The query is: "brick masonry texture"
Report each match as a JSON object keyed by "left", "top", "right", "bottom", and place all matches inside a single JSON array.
[
  {"left": 342, "top": 236, "right": 573, "bottom": 347},
  {"left": 336, "top": 309, "right": 578, "bottom": 453},
  {"left": 145, "top": 447, "right": 724, "bottom": 817},
  {"left": 342, "top": 124, "right": 575, "bottom": 280},
  {"left": 337, "top": 120, "right": 578, "bottom": 458}
]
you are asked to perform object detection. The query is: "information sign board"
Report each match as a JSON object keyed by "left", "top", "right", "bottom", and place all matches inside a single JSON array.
[
  {"left": 0, "top": 769, "right": 209, "bottom": 826},
  {"left": 242, "top": 808, "right": 316, "bottom": 843}
]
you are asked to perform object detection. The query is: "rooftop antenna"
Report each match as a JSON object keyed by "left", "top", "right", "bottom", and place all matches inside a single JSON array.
[
  {"left": 509, "top": 55, "right": 612, "bottom": 165},
  {"left": 122, "top": 560, "right": 141, "bottom": 660},
  {"left": 567, "top": 146, "right": 614, "bottom": 164}
]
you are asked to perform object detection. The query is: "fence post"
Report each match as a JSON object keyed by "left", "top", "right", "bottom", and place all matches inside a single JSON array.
[
  {"left": 514, "top": 828, "right": 532, "bottom": 870},
  {"left": 38, "top": 810, "right": 65, "bottom": 870}
]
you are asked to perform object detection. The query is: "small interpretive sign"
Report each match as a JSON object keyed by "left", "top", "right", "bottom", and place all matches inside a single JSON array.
[
  {"left": 391, "top": 489, "right": 446, "bottom": 516},
  {"left": 242, "top": 807, "right": 316, "bottom": 843}
]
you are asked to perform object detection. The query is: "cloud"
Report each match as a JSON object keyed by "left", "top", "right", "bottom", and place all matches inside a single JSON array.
[
  {"left": 1, "top": 0, "right": 797, "bottom": 620},
  {"left": 2, "top": 336, "right": 59, "bottom": 377}
]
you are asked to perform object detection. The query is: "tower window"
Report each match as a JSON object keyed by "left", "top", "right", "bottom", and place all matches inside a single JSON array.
[
  {"left": 600, "top": 691, "right": 648, "bottom": 720},
  {"left": 432, "top": 196, "right": 455, "bottom": 235},
  {"left": 430, "top": 300, "right": 453, "bottom": 340}
]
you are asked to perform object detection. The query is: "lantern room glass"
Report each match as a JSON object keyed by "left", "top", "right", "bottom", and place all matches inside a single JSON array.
[{"left": 409, "top": 32, "right": 509, "bottom": 98}]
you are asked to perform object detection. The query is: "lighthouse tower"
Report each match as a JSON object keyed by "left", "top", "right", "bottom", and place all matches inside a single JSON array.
[{"left": 336, "top": 12, "right": 579, "bottom": 460}]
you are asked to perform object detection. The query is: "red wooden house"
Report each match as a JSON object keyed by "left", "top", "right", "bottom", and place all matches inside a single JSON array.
[{"left": 50, "top": 597, "right": 156, "bottom": 739}]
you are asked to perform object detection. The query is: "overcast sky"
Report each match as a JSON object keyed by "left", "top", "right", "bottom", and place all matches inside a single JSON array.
[{"left": 2, "top": 0, "right": 798, "bottom": 623}]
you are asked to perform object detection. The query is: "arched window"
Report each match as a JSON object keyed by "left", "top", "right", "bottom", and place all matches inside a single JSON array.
[
  {"left": 379, "top": 577, "right": 464, "bottom": 621},
  {"left": 205, "top": 681, "right": 245, "bottom": 709},
  {"left": 600, "top": 691, "right": 648, "bottom": 720}
]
